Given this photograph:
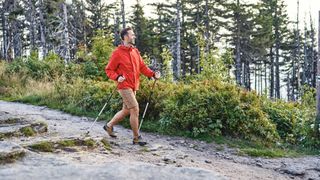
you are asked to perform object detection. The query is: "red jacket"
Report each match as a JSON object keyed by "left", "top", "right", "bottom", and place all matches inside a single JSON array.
[{"left": 105, "top": 45, "right": 155, "bottom": 91}]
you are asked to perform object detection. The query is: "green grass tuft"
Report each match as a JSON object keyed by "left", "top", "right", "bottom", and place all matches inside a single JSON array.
[
  {"left": 20, "top": 126, "right": 36, "bottom": 137},
  {"left": 100, "top": 138, "right": 112, "bottom": 151},
  {"left": 29, "top": 141, "right": 54, "bottom": 152}
]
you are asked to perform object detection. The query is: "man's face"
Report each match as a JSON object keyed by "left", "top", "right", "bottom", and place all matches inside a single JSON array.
[{"left": 124, "top": 30, "right": 136, "bottom": 45}]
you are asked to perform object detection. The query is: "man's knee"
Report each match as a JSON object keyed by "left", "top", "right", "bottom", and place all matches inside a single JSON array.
[{"left": 129, "top": 106, "right": 139, "bottom": 116}]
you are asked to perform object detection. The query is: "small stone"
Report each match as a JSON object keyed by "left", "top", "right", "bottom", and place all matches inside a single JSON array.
[
  {"left": 155, "top": 163, "right": 165, "bottom": 166},
  {"left": 281, "top": 167, "right": 305, "bottom": 176},
  {"left": 163, "top": 156, "right": 176, "bottom": 164},
  {"left": 176, "top": 164, "right": 182, "bottom": 167},
  {"left": 163, "top": 156, "right": 170, "bottom": 162},
  {"left": 189, "top": 144, "right": 195, "bottom": 148},
  {"left": 149, "top": 144, "right": 162, "bottom": 151},
  {"left": 205, "top": 160, "right": 212, "bottom": 164},
  {"left": 62, "top": 147, "right": 78, "bottom": 152},
  {"left": 152, "top": 152, "right": 159, "bottom": 156},
  {"left": 191, "top": 159, "right": 194, "bottom": 163},
  {"left": 256, "top": 163, "right": 263, "bottom": 167}
]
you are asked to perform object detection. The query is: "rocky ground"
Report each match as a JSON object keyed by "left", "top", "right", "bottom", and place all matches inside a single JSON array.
[{"left": 0, "top": 100, "right": 319, "bottom": 180}]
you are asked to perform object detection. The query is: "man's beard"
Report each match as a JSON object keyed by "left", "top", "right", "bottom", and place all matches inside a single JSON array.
[{"left": 129, "top": 39, "right": 135, "bottom": 45}]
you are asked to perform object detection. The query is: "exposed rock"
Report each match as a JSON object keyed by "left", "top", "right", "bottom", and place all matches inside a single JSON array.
[
  {"left": 163, "top": 155, "right": 176, "bottom": 164},
  {"left": 0, "top": 141, "right": 26, "bottom": 164},
  {"left": 0, "top": 160, "right": 225, "bottom": 180},
  {"left": 149, "top": 144, "right": 163, "bottom": 151},
  {"left": 281, "top": 167, "right": 306, "bottom": 176}
]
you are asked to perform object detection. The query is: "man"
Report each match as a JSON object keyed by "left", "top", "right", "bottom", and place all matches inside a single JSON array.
[{"left": 104, "top": 27, "right": 160, "bottom": 146}]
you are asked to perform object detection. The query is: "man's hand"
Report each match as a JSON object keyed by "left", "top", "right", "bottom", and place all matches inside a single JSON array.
[
  {"left": 154, "top": 71, "right": 161, "bottom": 79},
  {"left": 117, "top": 76, "right": 126, "bottom": 82}
]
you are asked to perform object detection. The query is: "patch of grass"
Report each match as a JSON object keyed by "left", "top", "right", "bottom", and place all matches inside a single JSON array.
[
  {"left": 20, "top": 126, "right": 36, "bottom": 137},
  {"left": 100, "top": 138, "right": 112, "bottom": 151},
  {"left": 19, "top": 95, "right": 43, "bottom": 104},
  {"left": 0, "top": 132, "right": 16, "bottom": 139},
  {"left": 0, "top": 117, "right": 21, "bottom": 124},
  {"left": 83, "top": 139, "right": 96, "bottom": 148},
  {"left": 28, "top": 138, "right": 98, "bottom": 153},
  {"left": 29, "top": 141, "right": 54, "bottom": 152},
  {"left": 57, "top": 140, "right": 76, "bottom": 147},
  {"left": 219, "top": 137, "right": 306, "bottom": 158},
  {"left": 0, "top": 151, "right": 26, "bottom": 164}
]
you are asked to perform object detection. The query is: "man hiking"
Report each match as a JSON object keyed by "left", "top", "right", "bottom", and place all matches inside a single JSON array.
[{"left": 104, "top": 27, "right": 160, "bottom": 146}]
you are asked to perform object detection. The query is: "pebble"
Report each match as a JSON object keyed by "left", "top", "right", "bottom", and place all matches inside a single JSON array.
[{"left": 281, "top": 167, "right": 305, "bottom": 176}]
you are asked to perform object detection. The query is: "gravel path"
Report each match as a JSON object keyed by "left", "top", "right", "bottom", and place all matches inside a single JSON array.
[{"left": 0, "top": 100, "right": 319, "bottom": 180}]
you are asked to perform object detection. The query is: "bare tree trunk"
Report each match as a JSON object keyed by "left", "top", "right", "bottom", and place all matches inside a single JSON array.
[
  {"left": 293, "top": 0, "right": 300, "bottom": 101},
  {"left": 175, "top": 0, "right": 181, "bottom": 79},
  {"left": 63, "top": 2, "right": 70, "bottom": 63},
  {"left": 235, "top": 0, "right": 241, "bottom": 85},
  {"left": 81, "top": 0, "right": 87, "bottom": 54},
  {"left": 38, "top": 0, "right": 47, "bottom": 60},
  {"left": 121, "top": 0, "right": 125, "bottom": 29},
  {"left": 254, "top": 64, "right": 257, "bottom": 91},
  {"left": 264, "top": 61, "right": 267, "bottom": 94},
  {"left": 204, "top": 0, "right": 209, "bottom": 53},
  {"left": 2, "top": 10, "right": 8, "bottom": 61},
  {"left": 310, "top": 14, "right": 316, "bottom": 87},
  {"left": 315, "top": 10, "right": 320, "bottom": 138},
  {"left": 287, "top": 72, "right": 290, "bottom": 101},
  {"left": 12, "top": 21, "right": 22, "bottom": 58},
  {"left": 303, "top": 22, "right": 307, "bottom": 85},
  {"left": 270, "top": 46, "right": 274, "bottom": 98},
  {"left": 275, "top": 4, "right": 280, "bottom": 99},
  {"left": 196, "top": 2, "right": 200, "bottom": 74},
  {"left": 29, "top": 0, "right": 36, "bottom": 50},
  {"left": 296, "top": 0, "right": 301, "bottom": 98}
]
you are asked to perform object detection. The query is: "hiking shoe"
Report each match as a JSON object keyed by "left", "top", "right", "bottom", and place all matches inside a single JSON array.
[
  {"left": 103, "top": 124, "right": 117, "bottom": 138},
  {"left": 133, "top": 135, "right": 147, "bottom": 146}
]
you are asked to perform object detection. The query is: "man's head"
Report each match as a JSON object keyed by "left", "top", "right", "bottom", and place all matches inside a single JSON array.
[{"left": 120, "top": 27, "right": 136, "bottom": 45}]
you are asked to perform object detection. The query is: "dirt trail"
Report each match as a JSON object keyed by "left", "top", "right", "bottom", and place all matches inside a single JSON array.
[{"left": 0, "top": 100, "right": 319, "bottom": 180}]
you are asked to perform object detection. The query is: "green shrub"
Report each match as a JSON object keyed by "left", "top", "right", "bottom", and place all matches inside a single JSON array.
[{"left": 159, "top": 80, "right": 279, "bottom": 144}]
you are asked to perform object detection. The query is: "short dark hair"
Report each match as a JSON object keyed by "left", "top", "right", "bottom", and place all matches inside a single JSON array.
[{"left": 120, "top": 27, "right": 133, "bottom": 40}]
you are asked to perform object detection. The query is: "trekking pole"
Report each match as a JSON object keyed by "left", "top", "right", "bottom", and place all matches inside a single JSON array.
[
  {"left": 85, "top": 86, "right": 117, "bottom": 135},
  {"left": 138, "top": 79, "right": 157, "bottom": 132}
]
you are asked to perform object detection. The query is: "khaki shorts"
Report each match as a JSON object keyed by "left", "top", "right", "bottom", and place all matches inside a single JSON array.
[{"left": 118, "top": 89, "right": 138, "bottom": 109}]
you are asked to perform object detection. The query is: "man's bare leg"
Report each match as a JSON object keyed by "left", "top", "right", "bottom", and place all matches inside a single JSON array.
[
  {"left": 129, "top": 106, "right": 139, "bottom": 138},
  {"left": 107, "top": 108, "right": 130, "bottom": 127}
]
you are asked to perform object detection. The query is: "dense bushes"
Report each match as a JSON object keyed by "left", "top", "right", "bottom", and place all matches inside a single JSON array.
[
  {"left": 0, "top": 32, "right": 319, "bottom": 150},
  {"left": 1, "top": 57, "right": 318, "bottom": 148},
  {"left": 158, "top": 80, "right": 279, "bottom": 144}
]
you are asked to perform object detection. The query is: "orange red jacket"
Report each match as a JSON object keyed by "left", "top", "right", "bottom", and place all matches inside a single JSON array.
[{"left": 105, "top": 45, "right": 155, "bottom": 91}]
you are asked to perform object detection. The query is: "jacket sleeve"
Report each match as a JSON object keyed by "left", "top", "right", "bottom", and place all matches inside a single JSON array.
[
  {"left": 138, "top": 52, "right": 155, "bottom": 78},
  {"left": 105, "top": 51, "right": 120, "bottom": 81}
]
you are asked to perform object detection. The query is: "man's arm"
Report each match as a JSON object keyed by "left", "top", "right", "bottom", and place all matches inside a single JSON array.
[{"left": 105, "top": 52, "right": 121, "bottom": 81}]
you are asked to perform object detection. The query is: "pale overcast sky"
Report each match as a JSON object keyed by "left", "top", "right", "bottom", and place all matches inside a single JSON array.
[{"left": 108, "top": 0, "right": 320, "bottom": 30}]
